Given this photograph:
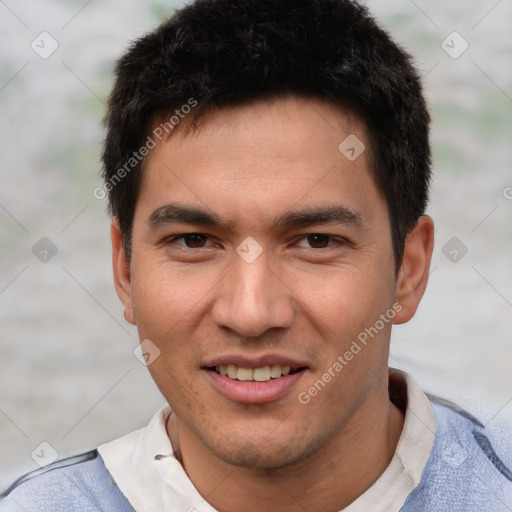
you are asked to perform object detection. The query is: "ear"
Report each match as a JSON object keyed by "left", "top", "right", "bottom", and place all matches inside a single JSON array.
[
  {"left": 393, "top": 215, "right": 434, "bottom": 324},
  {"left": 111, "top": 219, "right": 136, "bottom": 325}
]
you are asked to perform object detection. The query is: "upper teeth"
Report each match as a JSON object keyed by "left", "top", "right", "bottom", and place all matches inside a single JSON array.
[{"left": 216, "top": 364, "right": 291, "bottom": 382}]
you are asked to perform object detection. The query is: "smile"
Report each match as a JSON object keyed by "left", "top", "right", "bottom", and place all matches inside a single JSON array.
[
  {"left": 203, "top": 364, "right": 308, "bottom": 404},
  {"left": 209, "top": 364, "right": 305, "bottom": 382}
]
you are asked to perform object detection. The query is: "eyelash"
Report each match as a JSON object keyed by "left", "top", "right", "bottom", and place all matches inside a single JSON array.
[{"left": 166, "top": 233, "right": 346, "bottom": 250}]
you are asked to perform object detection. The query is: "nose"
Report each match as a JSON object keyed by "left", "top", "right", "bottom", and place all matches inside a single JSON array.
[{"left": 211, "top": 250, "right": 295, "bottom": 338}]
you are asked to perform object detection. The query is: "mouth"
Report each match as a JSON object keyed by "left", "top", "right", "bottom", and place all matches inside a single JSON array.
[
  {"left": 206, "top": 364, "right": 307, "bottom": 382},
  {"left": 202, "top": 361, "right": 309, "bottom": 404}
]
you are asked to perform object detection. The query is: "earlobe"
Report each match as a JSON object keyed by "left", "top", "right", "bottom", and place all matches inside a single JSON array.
[
  {"left": 393, "top": 215, "right": 434, "bottom": 324},
  {"left": 111, "top": 219, "right": 136, "bottom": 325}
]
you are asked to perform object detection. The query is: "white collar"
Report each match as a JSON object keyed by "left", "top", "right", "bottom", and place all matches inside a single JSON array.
[
  {"left": 342, "top": 369, "right": 436, "bottom": 511},
  {"left": 98, "top": 369, "right": 436, "bottom": 512}
]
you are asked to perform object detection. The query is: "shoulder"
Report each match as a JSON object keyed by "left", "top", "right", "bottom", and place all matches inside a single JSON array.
[
  {"left": 0, "top": 450, "right": 135, "bottom": 512},
  {"left": 403, "top": 395, "right": 512, "bottom": 512},
  {"left": 428, "top": 393, "right": 512, "bottom": 479}
]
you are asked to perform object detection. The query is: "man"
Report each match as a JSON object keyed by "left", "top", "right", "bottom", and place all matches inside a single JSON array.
[{"left": 2, "top": 0, "right": 511, "bottom": 510}]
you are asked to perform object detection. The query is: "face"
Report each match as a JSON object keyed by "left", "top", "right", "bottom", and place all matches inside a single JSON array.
[{"left": 112, "top": 95, "right": 431, "bottom": 469}]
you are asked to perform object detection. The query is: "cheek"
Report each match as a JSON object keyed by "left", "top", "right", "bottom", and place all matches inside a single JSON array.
[
  {"left": 131, "top": 259, "right": 213, "bottom": 335},
  {"left": 293, "top": 264, "right": 393, "bottom": 339},
  {"left": 295, "top": 270, "right": 396, "bottom": 414},
  {"left": 131, "top": 265, "right": 205, "bottom": 400}
]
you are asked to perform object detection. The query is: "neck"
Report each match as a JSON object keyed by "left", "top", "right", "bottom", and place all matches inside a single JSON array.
[{"left": 169, "top": 386, "right": 404, "bottom": 512}]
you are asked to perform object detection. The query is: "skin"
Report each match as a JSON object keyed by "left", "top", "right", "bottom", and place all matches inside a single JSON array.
[{"left": 112, "top": 95, "right": 434, "bottom": 511}]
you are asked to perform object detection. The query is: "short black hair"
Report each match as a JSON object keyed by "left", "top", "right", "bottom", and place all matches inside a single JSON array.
[{"left": 101, "top": 0, "right": 431, "bottom": 271}]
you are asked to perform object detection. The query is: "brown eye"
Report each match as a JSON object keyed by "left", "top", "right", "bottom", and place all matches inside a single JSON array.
[
  {"left": 295, "top": 234, "right": 347, "bottom": 250},
  {"left": 169, "top": 233, "right": 210, "bottom": 248},
  {"left": 299, "top": 233, "right": 334, "bottom": 249},
  {"left": 305, "top": 234, "right": 331, "bottom": 248}
]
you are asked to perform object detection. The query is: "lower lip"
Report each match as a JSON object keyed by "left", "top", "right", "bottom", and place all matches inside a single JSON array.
[{"left": 203, "top": 369, "right": 307, "bottom": 404}]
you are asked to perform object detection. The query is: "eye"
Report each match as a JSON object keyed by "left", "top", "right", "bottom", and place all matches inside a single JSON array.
[
  {"left": 167, "top": 233, "right": 214, "bottom": 248},
  {"left": 295, "top": 234, "right": 344, "bottom": 249}
]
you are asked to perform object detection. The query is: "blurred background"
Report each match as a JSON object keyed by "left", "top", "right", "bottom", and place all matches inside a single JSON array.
[{"left": 0, "top": 0, "right": 511, "bottom": 488}]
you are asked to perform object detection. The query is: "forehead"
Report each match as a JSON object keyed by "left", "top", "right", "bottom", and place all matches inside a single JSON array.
[{"left": 137, "top": 96, "right": 383, "bottom": 229}]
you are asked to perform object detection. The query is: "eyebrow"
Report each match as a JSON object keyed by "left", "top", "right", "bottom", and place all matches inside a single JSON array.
[
  {"left": 147, "top": 202, "right": 363, "bottom": 231},
  {"left": 272, "top": 204, "right": 362, "bottom": 230}
]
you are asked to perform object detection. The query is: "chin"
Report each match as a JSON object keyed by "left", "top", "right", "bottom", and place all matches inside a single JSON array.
[{"left": 205, "top": 433, "right": 312, "bottom": 470}]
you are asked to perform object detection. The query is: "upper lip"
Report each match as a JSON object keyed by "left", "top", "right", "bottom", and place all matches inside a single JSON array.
[{"left": 202, "top": 354, "right": 309, "bottom": 370}]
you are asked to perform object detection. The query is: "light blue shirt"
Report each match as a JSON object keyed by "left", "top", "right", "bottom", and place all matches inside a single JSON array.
[{"left": 2, "top": 396, "right": 511, "bottom": 511}]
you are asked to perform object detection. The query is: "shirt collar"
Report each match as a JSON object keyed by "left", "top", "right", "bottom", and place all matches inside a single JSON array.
[{"left": 342, "top": 368, "right": 436, "bottom": 511}]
